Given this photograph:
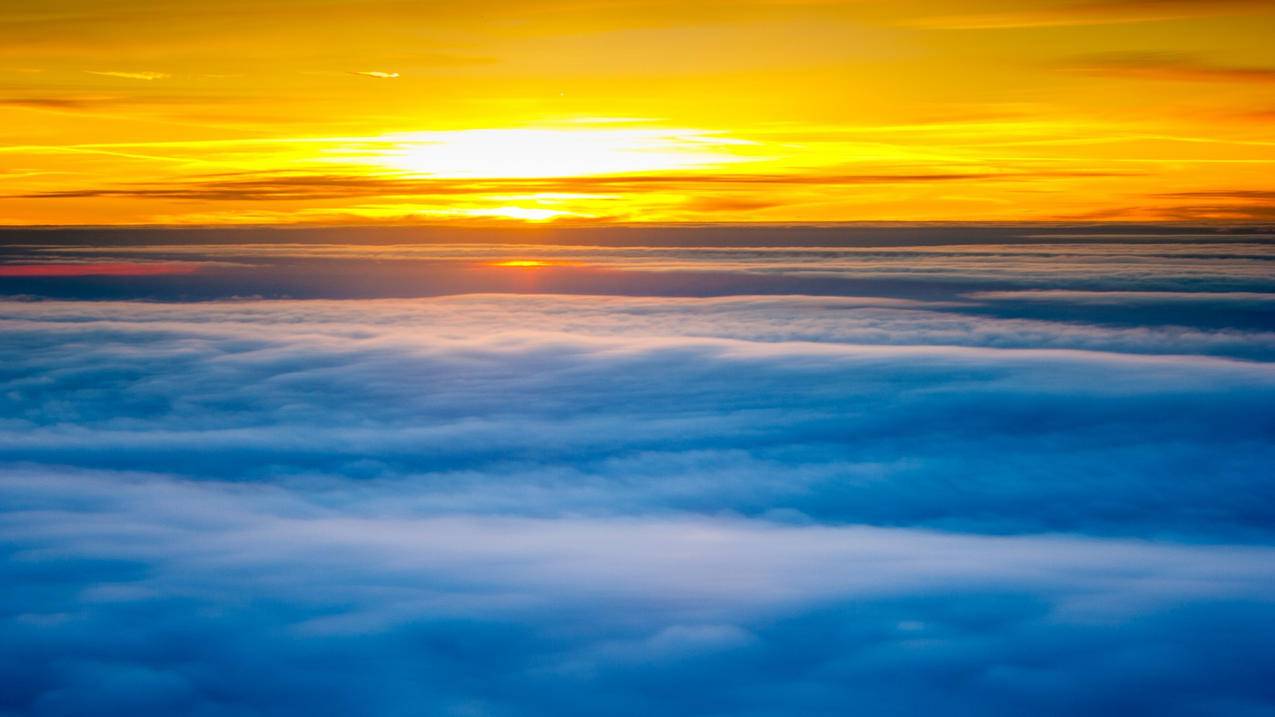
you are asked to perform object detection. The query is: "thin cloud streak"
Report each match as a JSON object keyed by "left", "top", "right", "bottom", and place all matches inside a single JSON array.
[
  {"left": 84, "top": 70, "right": 171, "bottom": 80},
  {"left": 8, "top": 169, "right": 1141, "bottom": 202},
  {"left": 916, "top": 0, "right": 1273, "bottom": 28},
  {"left": 1065, "top": 53, "right": 1275, "bottom": 84}
]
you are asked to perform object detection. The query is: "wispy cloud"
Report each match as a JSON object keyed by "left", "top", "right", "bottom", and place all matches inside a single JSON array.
[
  {"left": 0, "top": 96, "right": 99, "bottom": 110},
  {"left": 353, "top": 70, "right": 400, "bottom": 79},
  {"left": 10, "top": 169, "right": 1137, "bottom": 203},
  {"left": 1065, "top": 53, "right": 1275, "bottom": 84},
  {"left": 916, "top": 0, "right": 1273, "bottom": 29},
  {"left": 1158, "top": 189, "right": 1275, "bottom": 201},
  {"left": 1124, "top": 189, "right": 1275, "bottom": 221},
  {"left": 84, "top": 70, "right": 171, "bottom": 81}
]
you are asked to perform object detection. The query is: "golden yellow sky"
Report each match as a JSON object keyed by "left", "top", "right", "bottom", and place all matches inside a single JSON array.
[{"left": 3, "top": 0, "right": 1274, "bottom": 225}]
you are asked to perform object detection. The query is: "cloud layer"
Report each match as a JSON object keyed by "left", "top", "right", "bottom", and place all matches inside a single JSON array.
[{"left": 2, "top": 284, "right": 1275, "bottom": 714}]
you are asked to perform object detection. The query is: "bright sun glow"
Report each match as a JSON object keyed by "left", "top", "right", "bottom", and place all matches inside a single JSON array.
[
  {"left": 372, "top": 128, "right": 752, "bottom": 178},
  {"left": 491, "top": 260, "right": 552, "bottom": 267},
  {"left": 477, "top": 206, "right": 567, "bottom": 222}
]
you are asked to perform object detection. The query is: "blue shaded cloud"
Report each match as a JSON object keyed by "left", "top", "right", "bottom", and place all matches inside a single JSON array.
[
  {"left": 2, "top": 284, "right": 1274, "bottom": 714},
  {"left": 2, "top": 297, "right": 1273, "bottom": 538},
  {"left": 4, "top": 468, "right": 1275, "bottom": 715}
]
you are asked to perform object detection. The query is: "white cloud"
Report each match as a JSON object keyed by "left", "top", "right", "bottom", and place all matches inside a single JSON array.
[{"left": 1, "top": 286, "right": 1272, "bottom": 715}]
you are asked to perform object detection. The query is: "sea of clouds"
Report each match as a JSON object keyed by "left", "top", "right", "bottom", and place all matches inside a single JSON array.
[
  {"left": 2, "top": 225, "right": 1275, "bottom": 709},
  {"left": 3, "top": 241, "right": 1275, "bottom": 715}
]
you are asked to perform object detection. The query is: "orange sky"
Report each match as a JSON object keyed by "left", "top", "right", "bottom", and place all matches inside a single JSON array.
[{"left": 2, "top": 0, "right": 1274, "bottom": 225}]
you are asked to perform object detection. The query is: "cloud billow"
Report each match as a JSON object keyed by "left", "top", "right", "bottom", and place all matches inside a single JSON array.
[{"left": 1, "top": 292, "right": 1274, "bottom": 715}]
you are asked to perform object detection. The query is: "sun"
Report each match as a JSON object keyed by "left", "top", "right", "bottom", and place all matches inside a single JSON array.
[
  {"left": 316, "top": 124, "right": 761, "bottom": 223},
  {"left": 371, "top": 127, "right": 751, "bottom": 179},
  {"left": 478, "top": 206, "right": 565, "bottom": 222},
  {"left": 491, "top": 260, "right": 551, "bottom": 267}
]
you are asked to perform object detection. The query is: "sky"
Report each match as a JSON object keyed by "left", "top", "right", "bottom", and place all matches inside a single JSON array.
[
  {"left": 2, "top": 225, "right": 1275, "bottom": 714},
  {"left": 3, "top": 1, "right": 1275, "bottom": 713},
  {"left": 3, "top": 0, "right": 1275, "bottom": 224}
]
